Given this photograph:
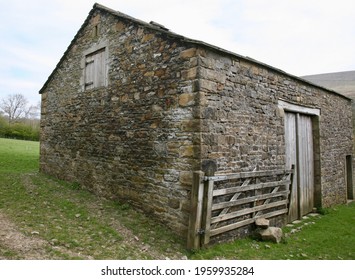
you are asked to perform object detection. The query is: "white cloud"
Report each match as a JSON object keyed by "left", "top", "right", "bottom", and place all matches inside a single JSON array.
[
  {"left": 220, "top": 0, "right": 355, "bottom": 75},
  {"left": 0, "top": 78, "right": 41, "bottom": 92},
  {"left": 0, "top": 0, "right": 354, "bottom": 106},
  {"left": 1, "top": 45, "right": 57, "bottom": 72}
]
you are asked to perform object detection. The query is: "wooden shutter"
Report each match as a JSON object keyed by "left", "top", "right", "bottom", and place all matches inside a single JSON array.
[
  {"left": 85, "top": 55, "right": 95, "bottom": 90},
  {"left": 85, "top": 48, "right": 106, "bottom": 90}
]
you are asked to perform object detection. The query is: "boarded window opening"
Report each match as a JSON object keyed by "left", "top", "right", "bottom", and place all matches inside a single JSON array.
[
  {"left": 84, "top": 48, "right": 106, "bottom": 90},
  {"left": 93, "top": 24, "right": 99, "bottom": 37}
]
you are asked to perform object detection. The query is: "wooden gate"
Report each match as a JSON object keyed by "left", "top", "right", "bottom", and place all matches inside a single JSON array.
[
  {"left": 187, "top": 167, "right": 294, "bottom": 250},
  {"left": 285, "top": 112, "right": 314, "bottom": 222}
]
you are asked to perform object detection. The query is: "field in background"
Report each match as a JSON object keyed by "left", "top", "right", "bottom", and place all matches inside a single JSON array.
[{"left": 0, "top": 138, "right": 39, "bottom": 173}]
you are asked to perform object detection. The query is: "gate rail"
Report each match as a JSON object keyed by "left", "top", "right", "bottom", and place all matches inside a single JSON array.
[{"left": 187, "top": 166, "right": 294, "bottom": 250}]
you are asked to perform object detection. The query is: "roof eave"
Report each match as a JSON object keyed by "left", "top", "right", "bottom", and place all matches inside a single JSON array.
[{"left": 39, "top": 3, "right": 351, "bottom": 102}]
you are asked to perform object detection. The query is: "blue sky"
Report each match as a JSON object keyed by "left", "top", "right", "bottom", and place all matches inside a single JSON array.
[{"left": 1, "top": 0, "right": 354, "bottom": 106}]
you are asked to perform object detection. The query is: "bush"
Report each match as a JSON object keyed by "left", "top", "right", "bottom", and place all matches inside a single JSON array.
[{"left": 0, "top": 117, "right": 39, "bottom": 141}]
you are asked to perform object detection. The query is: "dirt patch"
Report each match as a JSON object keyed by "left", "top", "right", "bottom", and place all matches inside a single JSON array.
[
  {"left": 0, "top": 211, "right": 50, "bottom": 259},
  {"left": 0, "top": 173, "right": 188, "bottom": 260},
  {"left": 0, "top": 211, "right": 100, "bottom": 260},
  {"left": 0, "top": 209, "right": 186, "bottom": 260}
]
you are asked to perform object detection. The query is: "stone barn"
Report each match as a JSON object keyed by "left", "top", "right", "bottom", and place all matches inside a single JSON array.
[{"left": 39, "top": 4, "right": 354, "bottom": 248}]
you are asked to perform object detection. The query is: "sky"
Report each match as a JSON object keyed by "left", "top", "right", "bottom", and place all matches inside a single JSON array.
[{"left": 0, "top": 0, "right": 354, "bottom": 106}]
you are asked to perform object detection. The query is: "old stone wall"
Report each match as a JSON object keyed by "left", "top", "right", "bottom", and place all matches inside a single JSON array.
[
  {"left": 197, "top": 48, "right": 353, "bottom": 209},
  {"left": 40, "top": 9, "right": 202, "bottom": 237}
]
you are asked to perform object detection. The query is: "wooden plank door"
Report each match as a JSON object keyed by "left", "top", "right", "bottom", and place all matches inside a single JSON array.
[
  {"left": 284, "top": 112, "right": 314, "bottom": 222},
  {"left": 297, "top": 114, "right": 314, "bottom": 216},
  {"left": 285, "top": 112, "right": 298, "bottom": 222}
]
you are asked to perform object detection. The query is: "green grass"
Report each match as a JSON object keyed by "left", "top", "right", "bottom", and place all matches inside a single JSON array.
[
  {"left": 0, "top": 138, "right": 39, "bottom": 173},
  {"left": 0, "top": 172, "right": 185, "bottom": 259},
  {"left": 0, "top": 137, "right": 354, "bottom": 260},
  {"left": 191, "top": 203, "right": 355, "bottom": 260},
  {"left": 0, "top": 138, "right": 185, "bottom": 259}
]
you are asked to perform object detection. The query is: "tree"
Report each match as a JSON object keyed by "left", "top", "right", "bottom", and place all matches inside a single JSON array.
[
  {"left": 0, "top": 93, "right": 29, "bottom": 123},
  {"left": 0, "top": 94, "right": 40, "bottom": 141}
]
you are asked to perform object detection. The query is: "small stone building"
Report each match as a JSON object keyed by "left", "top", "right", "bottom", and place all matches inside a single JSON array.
[{"left": 39, "top": 4, "right": 354, "bottom": 245}]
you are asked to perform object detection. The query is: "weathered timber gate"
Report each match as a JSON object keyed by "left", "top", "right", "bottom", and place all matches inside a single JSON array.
[{"left": 187, "top": 167, "right": 294, "bottom": 250}]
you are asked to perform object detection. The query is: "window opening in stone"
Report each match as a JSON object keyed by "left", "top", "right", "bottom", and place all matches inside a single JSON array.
[{"left": 94, "top": 25, "right": 98, "bottom": 37}]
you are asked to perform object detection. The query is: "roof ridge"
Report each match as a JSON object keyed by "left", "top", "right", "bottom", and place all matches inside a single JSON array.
[{"left": 39, "top": 3, "right": 351, "bottom": 100}]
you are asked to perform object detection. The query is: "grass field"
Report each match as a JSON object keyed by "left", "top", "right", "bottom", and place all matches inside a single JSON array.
[
  {"left": 0, "top": 138, "right": 185, "bottom": 259},
  {"left": 0, "top": 138, "right": 354, "bottom": 259},
  {"left": 191, "top": 204, "right": 355, "bottom": 260},
  {"left": 0, "top": 138, "right": 39, "bottom": 173}
]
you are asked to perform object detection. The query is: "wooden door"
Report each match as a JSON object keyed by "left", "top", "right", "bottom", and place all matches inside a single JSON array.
[
  {"left": 297, "top": 114, "right": 314, "bottom": 216},
  {"left": 285, "top": 113, "right": 298, "bottom": 222},
  {"left": 285, "top": 112, "right": 314, "bottom": 222}
]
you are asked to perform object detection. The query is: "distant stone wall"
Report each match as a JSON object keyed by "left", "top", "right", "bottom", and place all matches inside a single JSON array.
[
  {"left": 198, "top": 48, "right": 353, "bottom": 208},
  {"left": 40, "top": 9, "right": 202, "bottom": 237}
]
